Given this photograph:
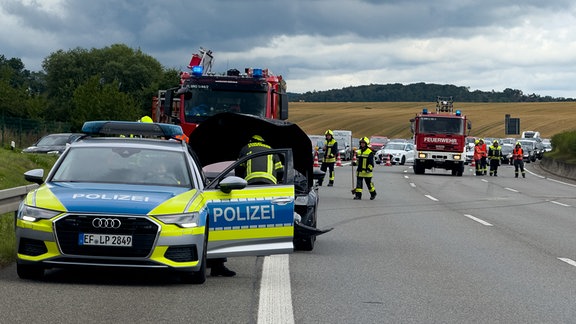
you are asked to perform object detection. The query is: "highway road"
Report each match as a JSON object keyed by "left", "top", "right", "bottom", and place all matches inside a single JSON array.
[{"left": 1, "top": 161, "right": 576, "bottom": 323}]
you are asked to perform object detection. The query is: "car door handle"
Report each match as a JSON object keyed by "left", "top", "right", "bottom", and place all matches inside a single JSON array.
[{"left": 271, "top": 197, "right": 294, "bottom": 205}]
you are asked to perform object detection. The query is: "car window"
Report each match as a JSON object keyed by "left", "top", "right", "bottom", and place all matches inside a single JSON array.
[
  {"left": 37, "top": 135, "right": 70, "bottom": 146},
  {"left": 51, "top": 147, "right": 192, "bottom": 187}
]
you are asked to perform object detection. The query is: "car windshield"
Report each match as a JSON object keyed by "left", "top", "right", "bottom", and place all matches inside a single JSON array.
[
  {"left": 385, "top": 143, "right": 407, "bottom": 151},
  {"left": 52, "top": 147, "right": 192, "bottom": 187},
  {"left": 36, "top": 135, "right": 71, "bottom": 146}
]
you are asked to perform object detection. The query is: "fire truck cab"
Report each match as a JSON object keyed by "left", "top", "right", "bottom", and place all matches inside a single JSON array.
[
  {"left": 152, "top": 48, "right": 288, "bottom": 137},
  {"left": 410, "top": 97, "right": 471, "bottom": 176}
]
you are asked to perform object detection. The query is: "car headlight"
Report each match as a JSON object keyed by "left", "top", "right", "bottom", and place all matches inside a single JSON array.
[
  {"left": 17, "top": 205, "right": 62, "bottom": 222},
  {"left": 156, "top": 212, "right": 199, "bottom": 228}
]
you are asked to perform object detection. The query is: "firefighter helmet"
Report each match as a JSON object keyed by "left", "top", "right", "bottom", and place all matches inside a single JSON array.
[
  {"left": 140, "top": 116, "right": 153, "bottom": 123},
  {"left": 475, "top": 139, "right": 480, "bottom": 144},
  {"left": 516, "top": 142, "right": 521, "bottom": 146},
  {"left": 251, "top": 134, "right": 265, "bottom": 142},
  {"left": 493, "top": 140, "right": 499, "bottom": 144},
  {"left": 325, "top": 129, "right": 334, "bottom": 136},
  {"left": 360, "top": 137, "right": 370, "bottom": 145}
]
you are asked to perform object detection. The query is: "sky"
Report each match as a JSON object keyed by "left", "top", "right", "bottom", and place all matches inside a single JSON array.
[{"left": 2, "top": 0, "right": 576, "bottom": 98}]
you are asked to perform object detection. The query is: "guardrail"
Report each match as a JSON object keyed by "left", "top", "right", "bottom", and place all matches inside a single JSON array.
[{"left": 0, "top": 184, "right": 38, "bottom": 215}]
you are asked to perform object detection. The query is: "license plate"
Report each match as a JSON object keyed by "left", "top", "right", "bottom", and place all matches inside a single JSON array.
[{"left": 79, "top": 233, "right": 133, "bottom": 247}]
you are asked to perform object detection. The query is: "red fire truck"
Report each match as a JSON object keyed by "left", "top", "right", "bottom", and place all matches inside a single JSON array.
[
  {"left": 410, "top": 97, "right": 471, "bottom": 176},
  {"left": 151, "top": 48, "right": 288, "bottom": 136}
]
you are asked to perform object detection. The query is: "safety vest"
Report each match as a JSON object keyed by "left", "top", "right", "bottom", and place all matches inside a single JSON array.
[
  {"left": 356, "top": 147, "right": 374, "bottom": 177},
  {"left": 473, "top": 144, "right": 485, "bottom": 160},
  {"left": 323, "top": 138, "right": 338, "bottom": 163},
  {"left": 513, "top": 147, "right": 523, "bottom": 160},
  {"left": 238, "top": 142, "right": 283, "bottom": 184},
  {"left": 488, "top": 145, "right": 502, "bottom": 159}
]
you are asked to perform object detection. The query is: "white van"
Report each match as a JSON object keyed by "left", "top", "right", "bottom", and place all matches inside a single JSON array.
[
  {"left": 521, "top": 131, "right": 541, "bottom": 139},
  {"left": 332, "top": 130, "right": 353, "bottom": 160}
]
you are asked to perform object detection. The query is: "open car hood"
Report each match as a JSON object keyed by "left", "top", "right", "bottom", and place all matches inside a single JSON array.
[{"left": 189, "top": 112, "right": 314, "bottom": 186}]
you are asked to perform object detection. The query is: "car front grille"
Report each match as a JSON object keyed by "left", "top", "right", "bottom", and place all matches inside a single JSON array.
[{"left": 54, "top": 215, "right": 159, "bottom": 258}]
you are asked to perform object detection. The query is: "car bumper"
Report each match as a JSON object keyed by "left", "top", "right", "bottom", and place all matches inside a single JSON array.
[{"left": 16, "top": 214, "right": 206, "bottom": 271}]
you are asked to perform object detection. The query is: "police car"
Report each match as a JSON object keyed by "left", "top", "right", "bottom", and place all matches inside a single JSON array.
[{"left": 15, "top": 120, "right": 297, "bottom": 284}]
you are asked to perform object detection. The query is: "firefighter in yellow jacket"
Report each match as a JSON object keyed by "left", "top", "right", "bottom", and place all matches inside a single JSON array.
[
  {"left": 353, "top": 137, "right": 377, "bottom": 200},
  {"left": 319, "top": 129, "right": 338, "bottom": 186}
]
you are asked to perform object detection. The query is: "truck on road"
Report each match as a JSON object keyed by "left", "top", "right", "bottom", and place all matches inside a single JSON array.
[
  {"left": 151, "top": 48, "right": 288, "bottom": 136},
  {"left": 410, "top": 97, "right": 471, "bottom": 176}
]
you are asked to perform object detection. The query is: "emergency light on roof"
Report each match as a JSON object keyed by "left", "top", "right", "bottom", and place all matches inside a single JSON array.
[
  {"left": 455, "top": 110, "right": 462, "bottom": 116},
  {"left": 252, "top": 68, "right": 263, "bottom": 78},
  {"left": 82, "top": 121, "right": 184, "bottom": 138},
  {"left": 422, "top": 108, "right": 428, "bottom": 114},
  {"left": 191, "top": 65, "right": 204, "bottom": 76}
]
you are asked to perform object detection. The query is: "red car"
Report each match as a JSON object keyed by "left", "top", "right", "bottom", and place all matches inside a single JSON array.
[{"left": 368, "top": 136, "right": 389, "bottom": 151}]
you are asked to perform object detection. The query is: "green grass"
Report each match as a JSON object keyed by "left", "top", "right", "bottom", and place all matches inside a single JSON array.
[{"left": 0, "top": 149, "right": 58, "bottom": 267}]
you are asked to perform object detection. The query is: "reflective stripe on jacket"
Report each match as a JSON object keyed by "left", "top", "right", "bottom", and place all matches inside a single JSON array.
[
  {"left": 356, "top": 147, "right": 374, "bottom": 177},
  {"left": 323, "top": 139, "right": 338, "bottom": 163}
]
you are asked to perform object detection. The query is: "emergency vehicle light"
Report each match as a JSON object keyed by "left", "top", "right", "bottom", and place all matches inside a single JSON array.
[
  {"left": 455, "top": 110, "right": 461, "bottom": 116},
  {"left": 82, "top": 121, "right": 184, "bottom": 138},
  {"left": 191, "top": 65, "right": 204, "bottom": 76},
  {"left": 252, "top": 68, "right": 263, "bottom": 78},
  {"left": 422, "top": 108, "right": 428, "bottom": 114}
]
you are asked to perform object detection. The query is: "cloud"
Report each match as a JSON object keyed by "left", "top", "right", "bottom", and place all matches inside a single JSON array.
[{"left": 2, "top": 0, "right": 576, "bottom": 97}]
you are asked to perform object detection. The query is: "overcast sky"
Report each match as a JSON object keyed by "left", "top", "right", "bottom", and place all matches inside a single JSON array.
[{"left": 2, "top": 0, "right": 576, "bottom": 97}]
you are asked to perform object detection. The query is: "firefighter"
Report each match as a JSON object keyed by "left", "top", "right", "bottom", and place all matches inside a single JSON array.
[
  {"left": 353, "top": 137, "right": 377, "bottom": 200},
  {"left": 236, "top": 135, "right": 284, "bottom": 185},
  {"left": 318, "top": 130, "right": 338, "bottom": 186},
  {"left": 512, "top": 142, "right": 526, "bottom": 178},
  {"left": 488, "top": 140, "right": 502, "bottom": 176},
  {"left": 473, "top": 139, "right": 485, "bottom": 176},
  {"left": 479, "top": 138, "right": 488, "bottom": 175}
]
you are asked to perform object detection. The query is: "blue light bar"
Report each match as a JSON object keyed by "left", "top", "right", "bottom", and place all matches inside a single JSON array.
[
  {"left": 455, "top": 110, "right": 461, "bottom": 116},
  {"left": 422, "top": 108, "right": 428, "bottom": 114},
  {"left": 82, "top": 121, "right": 184, "bottom": 138},
  {"left": 191, "top": 65, "right": 203, "bottom": 76},
  {"left": 252, "top": 68, "right": 263, "bottom": 78}
]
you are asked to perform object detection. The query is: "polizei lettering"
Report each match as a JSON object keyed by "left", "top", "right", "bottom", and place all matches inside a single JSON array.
[
  {"left": 423, "top": 137, "right": 458, "bottom": 145},
  {"left": 72, "top": 193, "right": 150, "bottom": 202},
  {"left": 213, "top": 205, "right": 275, "bottom": 223}
]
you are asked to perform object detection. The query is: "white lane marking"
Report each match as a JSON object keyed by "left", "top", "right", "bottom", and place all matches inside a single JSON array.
[
  {"left": 558, "top": 257, "right": 576, "bottom": 267},
  {"left": 404, "top": 175, "right": 409, "bottom": 178},
  {"left": 425, "top": 195, "right": 438, "bottom": 201},
  {"left": 464, "top": 214, "right": 493, "bottom": 226},
  {"left": 258, "top": 255, "right": 294, "bottom": 324},
  {"left": 547, "top": 177, "right": 576, "bottom": 188},
  {"left": 481, "top": 179, "right": 489, "bottom": 183},
  {"left": 409, "top": 182, "right": 416, "bottom": 188},
  {"left": 550, "top": 201, "right": 571, "bottom": 207},
  {"left": 505, "top": 187, "right": 519, "bottom": 193}
]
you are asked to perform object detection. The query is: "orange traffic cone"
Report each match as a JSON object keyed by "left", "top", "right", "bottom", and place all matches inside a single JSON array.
[
  {"left": 336, "top": 153, "right": 342, "bottom": 167},
  {"left": 471, "top": 159, "right": 475, "bottom": 167},
  {"left": 351, "top": 151, "right": 357, "bottom": 166},
  {"left": 313, "top": 151, "right": 320, "bottom": 167},
  {"left": 385, "top": 154, "right": 392, "bottom": 166}
]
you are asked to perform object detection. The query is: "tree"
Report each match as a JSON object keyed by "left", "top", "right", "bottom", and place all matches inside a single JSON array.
[{"left": 71, "top": 76, "right": 140, "bottom": 130}]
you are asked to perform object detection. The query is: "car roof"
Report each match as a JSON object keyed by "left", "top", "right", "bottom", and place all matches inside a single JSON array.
[{"left": 72, "top": 137, "right": 186, "bottom": 152}]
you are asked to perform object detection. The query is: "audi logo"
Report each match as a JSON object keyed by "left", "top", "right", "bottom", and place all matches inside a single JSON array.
[{"left": 92, "top": 218, "right": 122, "bottom": 229}]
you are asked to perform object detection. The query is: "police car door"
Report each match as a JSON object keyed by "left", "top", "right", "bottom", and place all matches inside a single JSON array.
[{"left": 204, "top": 149, "right": 295, "bottom": 258}]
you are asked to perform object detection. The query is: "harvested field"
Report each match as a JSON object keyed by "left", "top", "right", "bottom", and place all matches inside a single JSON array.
[{"left": 288, "top": 102, "right": 576, "bottom": 139}]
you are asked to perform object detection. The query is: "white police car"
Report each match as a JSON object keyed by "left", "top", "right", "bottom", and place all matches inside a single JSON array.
[{"left": 15, "top": 120, "right": 296, "bottom": 284}]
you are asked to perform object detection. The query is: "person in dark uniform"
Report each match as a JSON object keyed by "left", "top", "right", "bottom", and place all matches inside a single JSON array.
[
  {"left": 353, "top": 137, "right": 377, "bottom": 200},
  {"left": 318, "top": 130, "right": 338, "bottom": 186},
  {"left": 236, "top": 135, "right": 284, "bottom": 185},
  {"left": 488, "top": 140, "right": 502, "bottom": 176}
]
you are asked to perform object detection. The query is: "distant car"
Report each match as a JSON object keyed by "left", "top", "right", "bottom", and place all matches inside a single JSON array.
[
  {"left": 517, "top": 140, "right": 537, "bottom": 162},
  {"left": 376, "top": 142, "right": 415, "bottom": 165},
  {"left": 500, "top": 143, "right": 514, "bottom": 164},
  {"left": 22, "top": 133, "right": 83, "bottom": 154},
  {"left": 369, "top": 136, "right": 389, "bottom": 151},
  {"left": 308, "top": 135, "right": 325, "bottom": 161},
  {"left": 542, "top": 139, "right": 553, "bottom": 152}
]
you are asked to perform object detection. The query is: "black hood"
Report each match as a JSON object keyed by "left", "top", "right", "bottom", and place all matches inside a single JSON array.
[{"left": 189, "top": 112, "right": 313, "bottom": 185}]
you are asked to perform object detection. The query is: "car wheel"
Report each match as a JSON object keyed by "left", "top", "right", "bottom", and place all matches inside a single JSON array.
[
  {"left": 181, "top": 226, "right": 208, "bottom": 284},
  {"left": 17, "top": 263, "right": 44, "bottom": 280},
  {"left": 400, "top": 156, "right": 406, "bottom": 165},
  {"left": 294, "top": 209, "right": 317, "bottom": 252}
]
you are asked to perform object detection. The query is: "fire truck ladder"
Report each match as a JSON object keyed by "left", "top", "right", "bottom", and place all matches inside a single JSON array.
[{"left": 436, "top": 96, "right": 454, "bottom": 113}]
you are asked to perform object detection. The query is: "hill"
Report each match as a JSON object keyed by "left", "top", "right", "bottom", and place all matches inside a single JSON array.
[{"left": 287, "top": 102, "right": 576, "bottom": 139}]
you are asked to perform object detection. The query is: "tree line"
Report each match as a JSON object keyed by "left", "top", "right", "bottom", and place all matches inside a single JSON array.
[{"left": 288, "top": 83, "right": 575, "bottom": 102}]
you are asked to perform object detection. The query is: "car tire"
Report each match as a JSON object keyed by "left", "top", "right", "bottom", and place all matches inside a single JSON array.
[
  {"left": 17, "top": 263, "right": 44, "bottom": 280},
  {"left": 294, "top": 211, "right": 317, "bottom": 252},
  {"left": 181, "top": 226, "right": 208, "bottom": 284},
  {"left": 400, "top": 156, "right": 406, "bottom": 165}
]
